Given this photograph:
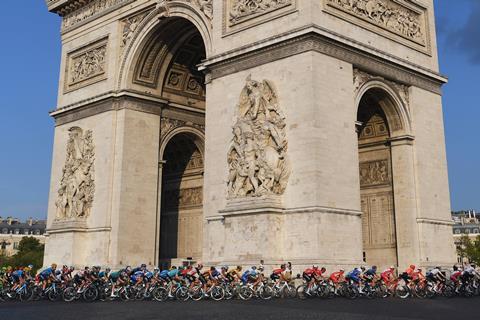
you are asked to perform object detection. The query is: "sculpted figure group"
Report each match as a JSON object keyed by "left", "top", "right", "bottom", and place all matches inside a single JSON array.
[
  {"left": 55, "top": 127, "right": 95, "bottom": 220},
  {"left": 328, "top": 0, "right": 424, "bottom": 42},
  {"left": 227, "top": 76, "right": 290, "bottom": 198}
]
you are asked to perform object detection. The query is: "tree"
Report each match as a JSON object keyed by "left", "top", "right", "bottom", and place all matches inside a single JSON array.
[
  {"left": 6, "top": 237, "right": 45, "bottom": 273},
  {"left": 457, "top": 234, "right": 480, "bottom": 265}
]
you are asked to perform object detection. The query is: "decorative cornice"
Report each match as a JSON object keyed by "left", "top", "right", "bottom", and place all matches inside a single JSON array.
[
  {"left": 203, "top": 24, "right": 446, "bottom": 94},
  {"left": 50, "top": 90, "right": 206, "bottom": 126},
  {"left": 60, "top": 0, "right": 134, "bottom": 32}
]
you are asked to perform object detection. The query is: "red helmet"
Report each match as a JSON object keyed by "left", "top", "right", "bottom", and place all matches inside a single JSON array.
[{"left": 409, "top": 265, "right": 415, "bottom": 270}]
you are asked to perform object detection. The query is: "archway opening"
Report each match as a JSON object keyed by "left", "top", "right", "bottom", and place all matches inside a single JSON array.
[
  {"left": 160, "top": 133, "right": 204, "bottom": 268},
  {"left": 133, "top": 17, "right": 207, "bottom": 268},
  {"left": 357, "top": 88, "right": 398, "bottom": 269}
]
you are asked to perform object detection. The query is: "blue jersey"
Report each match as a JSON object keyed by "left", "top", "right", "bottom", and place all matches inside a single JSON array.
[
  {"left": 13, "top": 270, "right": 24, "bottom": 278},
  {"left": 167, "top": 269, "right": 178, "bottom": 278},
  {"left": 160, "top": 270, "right": 169, "bottom": 278},
  {"left": 40, "top": 267, "right": 53, "bottom": 277}
]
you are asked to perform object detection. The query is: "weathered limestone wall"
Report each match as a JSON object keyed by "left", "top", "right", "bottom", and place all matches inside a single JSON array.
[
  {"left": 204, "top": 51, "right": 363, "bottom": 269},
  {"left": 109, "top": 108, "right": 160, "bottom": 267},
  {"left": 45, "top": 110, "right": 117, "bottom": 266},
  {"left": 410, "top": 86, "right": 456, "bottom": 266}
]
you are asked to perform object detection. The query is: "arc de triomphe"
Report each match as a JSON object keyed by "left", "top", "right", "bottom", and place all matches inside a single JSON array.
[{"left": 44, "top": 0, "right": 456, "bottom": 271}]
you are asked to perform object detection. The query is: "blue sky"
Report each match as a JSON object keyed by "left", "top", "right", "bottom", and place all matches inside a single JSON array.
[{"left": 0, "top": 1, "right": 478, "bottom": 220}]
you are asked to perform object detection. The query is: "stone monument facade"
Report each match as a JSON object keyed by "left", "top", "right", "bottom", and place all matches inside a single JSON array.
[{"left": 44, "top": 0, "right": 456, "bottom": 271}]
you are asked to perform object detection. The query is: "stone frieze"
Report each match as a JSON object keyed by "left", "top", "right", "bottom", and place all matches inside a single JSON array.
[
  {"left": 229, "top": 0, "right": 293, "bottom": 25},
  {"left": 325, "top": 0, "right": 428, "bottom": 48},
  {"left": 65, "top": 38, "right": 108, "bottom": 92}
]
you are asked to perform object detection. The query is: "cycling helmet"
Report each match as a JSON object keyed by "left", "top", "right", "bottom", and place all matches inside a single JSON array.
[
  {"left": 221, "top": 266, "right": 228, "bottom": 271},
  {"left": 154, "top": 267, "right": 160, "bottom": 272},
  {"left": 28, "top": 264, "right": 34, "bottom": 269},
  {"left": 258, "top": 266, "right": 264, "bottom": 272},
  {"left": 236, "top": 266, "right": 242, "bottom": 271},
  {"left": 389, "top": 266, "right": 395, "bottom": 270},
  {"left": 251, "top": 266, "right": 257, "bottom": 270},
  {"left": 69, "top": 266, "right": 75, "bottom": 271},
  {"left": 51, "top": 263, "right": 57, "bottom": 269},
  {"left": 372, "top": 266, "right": 377, "bottom": 270},
  {"left": 409, "top": 265, "right": 415, "bottom": 269},
  {"left": 321, "top": 267, "right": 326, "bottom": 272},
  {"left": 360, "top": 266, "right": 366, "bottom": 271},
  {"left": 106, "top": 267, "right": 111, "bottom": 272},
  {"left": 141, "top": 263, "right": 147, "bottom": 268},
  {"left": 339, "top": 268, "right": 345, "bottom": 272}
]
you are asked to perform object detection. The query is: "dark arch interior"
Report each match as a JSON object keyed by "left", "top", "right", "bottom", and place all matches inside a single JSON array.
[{"left": 356, "top": 88, "right": 398, "bottom": 268}]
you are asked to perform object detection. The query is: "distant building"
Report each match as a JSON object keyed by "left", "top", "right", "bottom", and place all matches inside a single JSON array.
[
  {"left": 452, "top": 210, "right": 480, "bottom": 263},
  {"left": 0, "top": 217, "right": 46, "bottom": 256}
]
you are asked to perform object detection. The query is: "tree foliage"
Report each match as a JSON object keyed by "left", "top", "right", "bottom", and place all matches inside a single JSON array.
[
  {"left": 457, "top": 235, "right": 480, "bottom": 265},
  {"left": 0, "top": 237, "right": 44, "bottom": 273}
]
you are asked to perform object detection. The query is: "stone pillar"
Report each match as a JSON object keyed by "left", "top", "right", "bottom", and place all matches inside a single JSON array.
[
  {"left": 389, "top": 135, "right": 420, "bottom": 270},
  {"left": 154, "top": 160, "right": 166, "bottom": 266}
]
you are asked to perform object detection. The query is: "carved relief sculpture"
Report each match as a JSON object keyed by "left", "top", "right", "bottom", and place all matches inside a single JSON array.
[
  {"left": 120, "top": 10, "right": 151, "bottom": 55},
  {"left": 229, "top": 0, "right": 293, "bottom": 24},
  {"left": 55, "top": 127, "right": 95, "bottom": 220},
  {"left": 66, "top": 38, "right": 108, "bottom": 92},
  {"left": 195, "top": 0, "right": 213, "bottom": 20},
  {"left": 62, "top": 0, "right": 133, "bottom": 29},
  {"left": 326, "top": 0, "right": 426, "bottom": 45},
  {"left": 359, "top": 160, "right": 389, "bottom": 187},
  {"left": 227, "top": 76, "right": 290, "bottom": 198}
]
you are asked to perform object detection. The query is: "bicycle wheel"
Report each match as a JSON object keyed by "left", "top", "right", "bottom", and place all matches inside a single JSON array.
[
  {"left": 190, "top": 286, "right": 204, "bottom": 301},
  {"left": 345, "top": 285, "right": 359, "bottom": 299},
  {"left": 153, "top": 287, "right": 168, "bottom": 302},
  {"left": 223, "top": 284, "right": 234, "bottom": 300},
  {"left": 19, "top": 287, "right": 34, "bottom": 302},
  {"left": 62, "top": 287, "right": 77, "bottom": 302},
  {"left": 374, "top": 284, "right": 388, "bottom": 299},
  {"left": 210, "top": 286, "right": 225, "bottom": 301},
  {"left": 395, "top": 285, "right": 410, "bottom": 299},
  {"left": 176, "top": 286, "right": 190, "bottom": 301},
  {"left": 259, "top": 285, "right": 273, "bottom": 300},
  {"left": 83, "top": 286, "right": 98, "bottom": 302},
  {"left": 296, "top": 284, "right": 307, "bottom": 300},
  {"left": 48, "top": 289, "right": 61, "bottom": 302},
  {"left": 239, "top": 286, "right": 253, "bottom": 300}
]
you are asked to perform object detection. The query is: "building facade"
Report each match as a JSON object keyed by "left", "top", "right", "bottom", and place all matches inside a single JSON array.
[
  {"left": 452, "top": 210, "right": 480, "bottom": 264},
  {"left": 44, "top": 0, "right": 456, "bottom": 271},
  {"left": 0, "top": 217, "right": 46, "bottom": 256}
]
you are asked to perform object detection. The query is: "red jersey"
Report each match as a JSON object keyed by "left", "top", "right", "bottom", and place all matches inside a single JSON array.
[
  {"left": 329, "top": 271, "right": 344, "bottom": 283},
  {"left": 272, "top": 268, "right": 284, "bottom": 275}
]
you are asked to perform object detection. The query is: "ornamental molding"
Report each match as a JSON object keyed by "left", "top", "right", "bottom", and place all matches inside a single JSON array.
[
  {"left": 353, "top": 68, "right": 410, "bottom": 108},
  {"left": 120, "top": 9, "right": 153, "bottom": 57},
  {"left": 65, "top": 37, "right": 109, "bottom": 93},
  {"left": 55, "top": 127, "right": 95, "bottom": 221},
  {"left": 227, "top": 76, "right": 290, "bottom": 199},
  {"left": 160, "top": 117, "right": 205, "bottom": 143},
  {"left": 223, "top": 0, "right": 297, "bottom": 35},
  {"left": 61, "top": 0, "right": 135, "bottom": 31},
  {"left": 205, "top": 29, "right": 442, "bottom": 94},
  {"left": 323, "top": 0, "right": 430, "bottom": 53}
]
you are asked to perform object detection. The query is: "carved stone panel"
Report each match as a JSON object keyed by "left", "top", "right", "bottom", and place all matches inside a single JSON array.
[
  {"left": 359, "top": 160, "right": 389, "bottom": 187},
  {"left": 62, "top": 0, "right": 134, "bottom": 30},
  {"left": 227, "top": 76, "right": 290, "bottom": 198},
  {"left": 324, "top": 0, "right": 429, "bottom": 53},
  {"left": 120, "top": 10, "right": 151, "bottom": 56},
  {"left": 223, "top": 0, "right": 296, "bottom": 35},
  {"left": 55, "top": 127, "right": 95, "bottom": 221},
  {"left": 65, "top": 37, "right": 108, "bottom": 92}
]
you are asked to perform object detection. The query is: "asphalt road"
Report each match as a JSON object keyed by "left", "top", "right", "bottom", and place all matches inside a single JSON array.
[{"left": 1, "top": 297, "right": 478, "bottom": 320}]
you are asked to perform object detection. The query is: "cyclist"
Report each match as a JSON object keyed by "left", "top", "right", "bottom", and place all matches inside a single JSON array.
[
  {"left": 426, "top": 266, "right": 445, "bottom": 288},
  {"left": 400, "top": 264, "right": 416, "bottom": 284},
  {"left": 227, "top": 266, "right": 242, "bottom": 283},
  {"left": 381, "top": 266, "right": 396, "bottom": 286},
  {"left": 270, "top": 264, "right": 286, "bottom": 284},
  {"left": 109, "top": 267, "right": 129, "bottom": 298},
  {"left": 39, "top": 263, "right": 58, "bottom": 290},
  {"left": 242, "top": 266, "right": 258, "bottom": 285},
  {"left": 346, "top": 266, "right": 364, "bottom": 292},
  {"left": 10, "top": 267, "right": 25, "bottom": 293}
]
